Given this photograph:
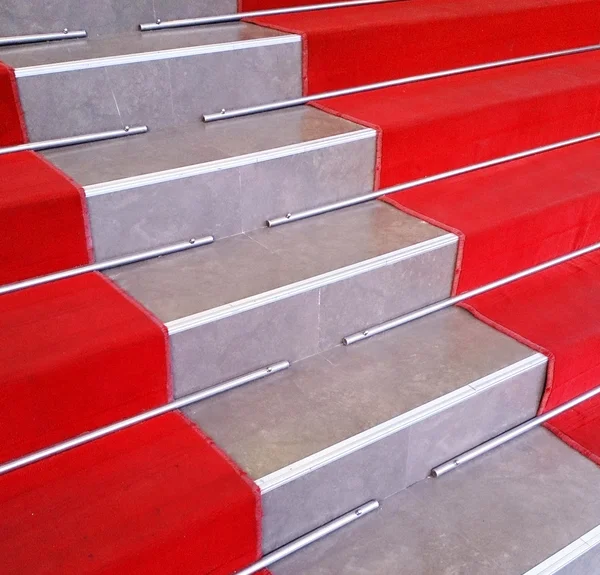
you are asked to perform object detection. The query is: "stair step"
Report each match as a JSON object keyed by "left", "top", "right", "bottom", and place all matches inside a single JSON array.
[
  {"left": 1, "top": 24, "right": 301, "bottom": 140},
  {"left": 107, "top": 201, "right": 457, "bottom": 394},
  {"left": 185, "top": 305, "right": 546, "bottom": 552},
  {"left": 271, "top": 428, "right": 600, "bottom": 574},
  {"left": 0, "top": 0, "right": 236, "bottom": 38},
  {"left": 43, "top": 107, "right": 375, "bottom": 259}
]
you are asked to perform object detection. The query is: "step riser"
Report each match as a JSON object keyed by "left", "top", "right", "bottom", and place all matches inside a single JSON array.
[
  {"left": 262, "top": 358, "right": 547, "bottom": 553},
  {"left": 171, "top": 240, "right": 457, "bottom": 397},
  {"left": 16, "top": 40, "right": 302, "bottom": 141},
  {"left": 0, "top": 0, "right": 236, "bottom": 37},
  {"left": 86, "top": 134, "right": 376, "bottom": 259}
]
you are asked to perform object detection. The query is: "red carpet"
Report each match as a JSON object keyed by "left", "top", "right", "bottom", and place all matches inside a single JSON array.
[
  {"left": 0, "top": 412, "right": 262, "bottom": 575},
  {"left": 251, "top": 0, "right": 600, "bottom": 94},
  {"left": 463, "top": 252, "right": 600, "bottom": 465},
  {"left": 0, "top": 151, "right": 92, "bottom": 285},
  {"left": 0, "top": 61, "right": 27, "bottom": 147},
  {"left": 314, "top": 50, "right": 600, "bottom": 188}
]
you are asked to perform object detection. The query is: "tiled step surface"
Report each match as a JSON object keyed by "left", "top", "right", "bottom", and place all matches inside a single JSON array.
[
  {"left": 0, "top": 24, "right": 301, "bottom": 140},
  {"left": 44, "top": 107, "right": 375, "bottom": 259},
  {"left": 0, "top": 0, "right": 236, "bottom": 38},
  {"left": 185, "top": 306, "right": 546, "bottom": 552},
  {"left": 272, "top": 428, "right": 600, "bottom": 575},
  {"left": 108, "top": 201, "right": 457, "bottom": 394}
]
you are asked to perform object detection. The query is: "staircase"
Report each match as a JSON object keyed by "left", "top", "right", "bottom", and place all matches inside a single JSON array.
[{"left": 2, "top": 1, "right": 600, "bottom": 573}]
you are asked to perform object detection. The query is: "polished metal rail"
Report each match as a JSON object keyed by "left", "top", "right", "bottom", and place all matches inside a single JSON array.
[
  {"left": 0, "top": 361, "right": 290, "bottom": 476},
  {"left": 0, "top": 125, "right": 148, "bottom": 156},
  {"left": 0, "top": 237, "right": 213, "bottom": 297},
  {"left": 141, "top": 0, "right": 400, "bottom": 31},
  {"left": 343, "top": 240, "right": 600, "bottom": 345},
  {"left": 0, "top": 30, "right": 87, "bottom": 47},
  {"left": 432, "top": 383, "right": 600, "bottom": 477},
  {"left": 268, "top": 131, "right": 600, "bottom": 227},
  {"left": 204, "top": 44, "right": 600, "bottom": 122}
]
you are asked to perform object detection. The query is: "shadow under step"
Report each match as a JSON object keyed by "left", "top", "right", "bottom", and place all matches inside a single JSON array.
[{"left": 185, "top": 306, "right": 547, "bottom": 552}]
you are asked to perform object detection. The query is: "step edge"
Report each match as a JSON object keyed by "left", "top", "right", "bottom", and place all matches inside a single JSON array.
[
  {"left": 165, "top": 233, "right": 458, "bottom": 335},
  {"left": 523, "top": 523, "right": 600, "bottom": 575},
  {"left": 14, "top": 34, "right": 301, "bottom": 78},
  {"left": 84, "top": 128, "right": 376, "bottom": 197},
  {"left": 256, "top": 353, "right": 546, "bottom": 493}
]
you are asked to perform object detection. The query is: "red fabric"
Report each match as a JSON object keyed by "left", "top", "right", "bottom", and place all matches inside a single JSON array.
[
  {"left": 314, "top": 50, "right": 600, "bottom": 188},
  {"left": 462, "top": 252, "right": 600, "bottom": 465},
  {"left": 0, "top": 412, "right": 262, "bottom": 575},
  {"left": 0, "top": 61, "right": 27, "bottom": 146},
  {"left": 0, "top": 273, "right": 169, "bottom": 462},
  {"left": 250, "top": 0, "right": 600, "bottom": 94},
  {"left": 0, "top": 151, "right": 93, "bottom": 285},
  {"left": 385, "top": 137, "right": 600, "bottom": 294}
]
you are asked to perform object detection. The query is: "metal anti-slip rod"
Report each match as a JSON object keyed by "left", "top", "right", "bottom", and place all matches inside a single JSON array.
[
  {"left": 343, "top": 239, "right": 600, "bottom": 346},
  {"left": 141, "top": 0, "right": 399, "bottom": 31},
  {"left": 0, "top": 361, "right": 290, "bottom": 476},
  {"left": 0, "top": 125, "right": 148, "bottom": 156},
  {"left": 235, "top": 500, "right": 379, "bottom": 575},
  {"left": 0, "top": 29, "right": 87, "bottom": 47},
  {"left": 0, "top": 236, "right": 213, "bottom": 297},
  {"left": 204, "top": 43, "right": 600, "bottom": 122},
  {"left": 432, "top": 383, "right": 600, "bottom": 478},
  {"left": 268, "top": 130, "right": 600, "bottom": 227}
]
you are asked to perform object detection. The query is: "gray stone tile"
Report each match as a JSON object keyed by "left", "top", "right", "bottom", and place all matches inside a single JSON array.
[
  {"left": 405, "top": 359, "right": 546, "bottom": 486},
  {"left": 153, "top": 0, "right": 236, "bottom": 23},
  {"left": 108, "top": 234, "right": 286, "bottom": 322},
  {"left": 187, "top": 307, "right": 536, "bottom": 485},
  {"left": 168, "top": 41, "right": 302, "bottom": 126},
  {"left": 556, "top": 545, "right": 600, "bottom": 575},
  {"left": 170, "top": 290, "right": 320, "bottom": 396},
  {"left": 45, "top": 106, "right": 363, "bottom": 186},
  {"left": 318, "top": 239, "right": 456, "bottom": 350},
  {"left": 272, "top": 489, "right": 498, "bottom": 575},
  {"left": 239, "top": 133, "right": 376, "bottom": 231},
  {"left": 410, "top": 429, "right": 600, "bottom": 573},
  {"left": 88, "top": 167, "right": 241, "bottom": 259},
  {"left": 18, "top": 68, "right": 121, "bottom": 141},
  {"left": 105, "top": 59, "right": 176, "bottom": 130},
  {"left": 261, "top": 425, "right": 410, "bottom": 552},
  {"left": 0, "top": 0, "right": 154, "bottom": 37}
]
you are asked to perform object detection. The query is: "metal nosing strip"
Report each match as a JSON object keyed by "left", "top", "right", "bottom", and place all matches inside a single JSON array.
[
  {"left": 257, "top": 354, "right": 545, "bottom": 493},
  {"left": 166, "top": 234, "right": 457, "bottom": 335},
  {"left": 14, "top": 35, "right": 301, "bottom": 78},
  {"left": 523, "top": 524, "right": 600, "bottom": 574},
  {"left": 84, "top": 129, "right": 376, "bottom": 197}
]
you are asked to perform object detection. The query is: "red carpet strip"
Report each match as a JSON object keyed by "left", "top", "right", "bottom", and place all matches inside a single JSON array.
[
  {"left": 0, "top": 412, "right": 262, "bottom": 575},
  {"left": 463, "top": 253, "right": 600, "bottom": 465},
  {"left": 250, "top": 0, "right": 600, "bottom": 94},
  {"left": 0, "top": 151, "right": 92, "bottom": 285},
  {"left": 0, "top": 274, "right": 265, "bottom": 573},
  {"left": 314, "top": 50, "right": 600, "bottom": 188},
  {"left": 0, "top": 61, "right": 27, "bottom": 146}
]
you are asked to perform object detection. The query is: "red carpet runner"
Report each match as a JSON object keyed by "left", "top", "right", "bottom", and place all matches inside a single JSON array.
[
  {"left": 0, "top": 412, "right": 262, "bottom": 575},
  {"left": 250, "top": 0, "right": 600, "bottom": 94},
  {"left": 308, "top": 51, "right": 600, "bottom": 461},
  {"left": 0, "top": 274, "right": 264, "bottom": 574},
  {"left": 0, "top": 59, "right": 263, "bottom": 575},
  {"left": 0, "top": 61, "right": 27, "bottom": 147}
]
